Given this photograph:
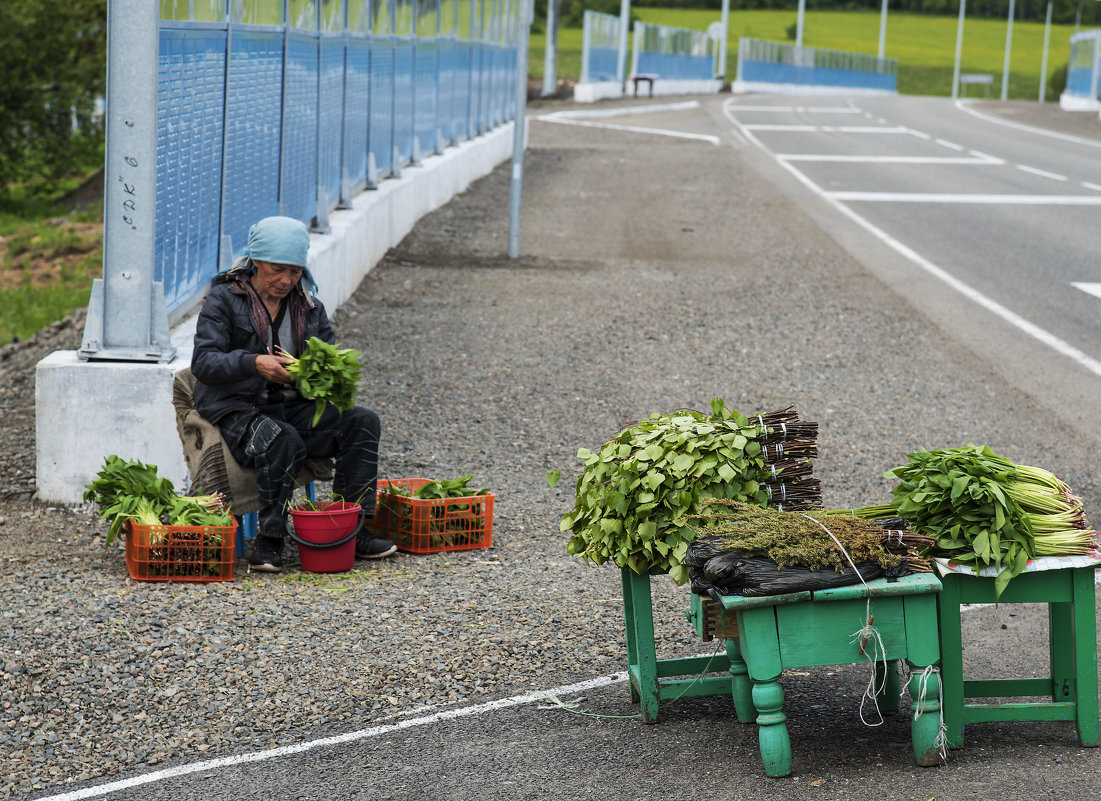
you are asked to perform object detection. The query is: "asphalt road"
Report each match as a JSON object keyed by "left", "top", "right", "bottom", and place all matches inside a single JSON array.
[
  {"left": 28, "top": 94, "right": 1101, "bottom": 801},
  {"left": 713, "top": 94, "right": 1101, "bottom": 459}
]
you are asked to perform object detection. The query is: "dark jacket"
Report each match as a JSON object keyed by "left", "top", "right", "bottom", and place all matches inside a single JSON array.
[{"left": 191, "top": 276, "right": 334, "bottom": 425}]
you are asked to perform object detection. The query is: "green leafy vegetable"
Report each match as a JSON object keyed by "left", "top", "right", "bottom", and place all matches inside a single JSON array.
[
  {"left": 281, "top": 337, "right": 363, "bottom": 426},
  {"left": 561, "top": 400, "right": 820, "bottom": 585},
  {"left": 84, "top": 456, "right": 232, "bottom": 546}
]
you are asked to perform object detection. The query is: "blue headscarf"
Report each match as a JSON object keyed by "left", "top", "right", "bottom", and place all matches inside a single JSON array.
[{"left": 227, "top": 216, "right": 319, "bottom": 298}]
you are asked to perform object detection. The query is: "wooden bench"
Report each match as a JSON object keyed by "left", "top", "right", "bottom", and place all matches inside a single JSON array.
[
  {"left": 959, "top": 73, "right": 994, "bottom": 97},
  {"left": 629, "top": 73, "right": 659, "bottom": 97}
]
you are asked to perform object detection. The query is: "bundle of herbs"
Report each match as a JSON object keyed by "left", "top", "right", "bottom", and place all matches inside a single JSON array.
[
  {"left": 279, "top": 336, "right": 363, "bottom": 426},
  {"left": 683, "top": 501, "right": 911, "bottom": 597},
  {"left": 377, "top": 475, "right": 492, "bottom": 550},
  {"left": 84, "top": 455, "right": 233, "bottom": 547},
  {"left": 840, "top": 445, "right": 1097, "bottom": 599},
  {"left": 561, "top": 399, "right": 820, "bottom": 585}
]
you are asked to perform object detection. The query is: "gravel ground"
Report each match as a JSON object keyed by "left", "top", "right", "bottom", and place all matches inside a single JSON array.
[{"left": 2, "top": 96, "right": 1101, "bottom": 799}]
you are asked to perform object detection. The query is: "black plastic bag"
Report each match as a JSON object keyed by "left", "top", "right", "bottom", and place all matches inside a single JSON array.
[{"left": 699, "top": 549, "right": 907, "bottom": 598}]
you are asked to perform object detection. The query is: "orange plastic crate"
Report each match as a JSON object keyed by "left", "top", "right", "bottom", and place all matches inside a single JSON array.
[
  {"left": 372, "top": 478, "right": 494, "bottom": 554},
  {"left": 125, "top": 518, "right": 238, "bottom": 582}
]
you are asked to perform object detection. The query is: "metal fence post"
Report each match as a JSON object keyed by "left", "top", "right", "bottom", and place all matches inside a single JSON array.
[
  {"left": 79, "top": 0, "right": 175, "bottom": 363},
  {"left": 506, "top": 0, "right": 531, "bottom": 259}
]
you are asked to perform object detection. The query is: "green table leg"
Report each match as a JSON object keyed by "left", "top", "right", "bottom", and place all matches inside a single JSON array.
[
  {"left": 874, "top": 660, "right": 902, "bottom": 714},
  {"left": 1070, "top": 568, "right": 1099, "bottom": 746},
  {"left": 908, "top": 664, "right": 944, "bottom": 766},
  {"left": 753, "top": 677, "right": 791, "bottom": 777},
  {"left": 727, "top": 637, "right": 756, "bottom": 724},
  {"left": 621, "top": 569, "right": 659, "bottom": 722},
  {"left": 936, "top": 574, "right": 966, "bottom": 749}
]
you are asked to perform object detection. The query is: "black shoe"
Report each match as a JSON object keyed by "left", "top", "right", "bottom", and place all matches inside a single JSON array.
[
  {"left": 356, "top": 536, "right": 397, "bottom": 560},
  {"left": 249, "top": 536, "right": 284, "bottom": 573}
]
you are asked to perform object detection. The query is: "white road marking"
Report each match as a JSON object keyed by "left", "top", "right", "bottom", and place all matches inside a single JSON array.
[
  {"left": 742, "top": 124, "right": 908, "bottom": 134},
  {"left": 1015, "top": 164, "right": 1068, "bottom": 182},
  {"left": 721, "top": 96, "right": 1101, "bottom": 379},
  {"left": 1072, "top": 282, "right": 1101, "bottom": 300},
  {"left": 537, "top": 115, "right": 721, "bottom": 145},
  {"left": 777, "top": 154, "right": 1001, "bottom": 165},
  {"left": 537, "top": 101, "right": 700, "bottom": 121},
  {"left": 955, "top": 99, "right": 1101, "bottom": 149},
  {"left": 32, "top": 672, "right": 633, "bottom": 801},
  {"left": 830, "top": 191, "right": 1101, "bottom": 204},
  {"left": 1083, "top": 181, "right": 1101, "bottom": 192},
  {"left": 935, "top": 138, "right": 964, "bottom": 151},
  {"left": 721, "top": 104, "right": 861, "bottom": 113}
]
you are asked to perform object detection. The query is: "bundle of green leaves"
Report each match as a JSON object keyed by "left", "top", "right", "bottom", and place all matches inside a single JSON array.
[
  {"left": 561, "top": 399, "right": 817, "bottom": 585},
  {"left": 83, "top": 456, "right": 232, "bottom": 546},
  {"left": 382, "top": 474, "right": 491, "bottom": 500},
  {"left": 846, "top": 445, "right": 1096, "bottom": 599},
  {"left": 281, "top": 337, "right": 363, "bottom": 427}
]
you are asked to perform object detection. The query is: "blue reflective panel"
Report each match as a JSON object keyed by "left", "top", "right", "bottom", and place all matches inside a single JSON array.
[
  {"left": 156, "top": 28, "right": 228, "bottom": 311},
  {"left": 393, "top": 41, "right": 415, "bottom": 162},
  {"left": 223, "top": 30, "right": 283, "bottom": 258},
  {"left": 282, "top": 31, "right": 321, "bottom": 222},
  {"left": 344, "top": 37, "right": 371, "bottom": 187},
  {"left": 414, "top": 40, "right": 438, "bottom": 154},
  {"left": 319, "top": 36, "right": 346, "bottom": 205},
  {"left": 370, "top": 39, "right": 395, "bottom": 172}
]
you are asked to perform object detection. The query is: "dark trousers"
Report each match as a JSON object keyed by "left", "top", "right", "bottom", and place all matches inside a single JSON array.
[{"left": 219, "top": 402, "right": 381, "bottom": 540}]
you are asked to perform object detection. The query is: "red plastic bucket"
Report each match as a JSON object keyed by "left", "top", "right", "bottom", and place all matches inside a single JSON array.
[{"left": 288, "top": 501, "right": 361, "bottom": 573}]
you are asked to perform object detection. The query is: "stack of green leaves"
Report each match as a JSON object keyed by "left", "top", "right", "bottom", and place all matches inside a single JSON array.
[
  {"left": 281, "top": 336, "right": 363, "bottom": 426},
  {"left": 382, "top": 474, "right": 491, "bottom": 500},
  {"left": 84, "top": 456, "right": 232, "bottom": 546},
  {"left": 844, "top": 445, "right": 1097, "bottom": 599},
  {"left": 561, "top": 399, "right": 820, "bottom": 585}
]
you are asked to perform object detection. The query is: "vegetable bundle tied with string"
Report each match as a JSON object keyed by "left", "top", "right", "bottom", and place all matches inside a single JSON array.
[
  {"left": 280, "top": 336, "right": 363, "bottom": 426},
  {"left": 561, "top": 399, "right": 820, "bottom": 585},
  {"left": 683, "top": 501, "right": 919, "bottom": 597},
  {"left": 839, "top": 445, "right": 1098, "bottom": 600}
]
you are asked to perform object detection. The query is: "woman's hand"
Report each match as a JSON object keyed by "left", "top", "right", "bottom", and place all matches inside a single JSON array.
[{"left": 255, "top": 353, "right": 293, "bottom": 383}]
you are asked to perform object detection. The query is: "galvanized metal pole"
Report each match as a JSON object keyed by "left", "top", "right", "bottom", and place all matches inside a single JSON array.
[
  {"left": 79, "top": 0, "right": 175, "bottom": 362},
  {"left": 796, "top": 0, "right": 806, "bottom": 48},
  {"left": 1039, "top": 0, "right": 1053, "bottom": 103},
  {"left": 878, "top": 0, "right": 888, "bottom": 60},
  {"left": 542, "top": 0, "right": 558, "bottom": 96},
  {"left": 718, "top": 0, "right": 729, "bottom": 82},
  {"left": 617, "top": 0, "right": 630, "bottom": 88},
  {"left": 1001, "top": 0, "right": 1016, "bottom": 102},
  {"left": 507, "top": 0, "right": 533, "bottom": 259},
  {"left": 951, "top": 0, "right": 967, "bottom": 100}
]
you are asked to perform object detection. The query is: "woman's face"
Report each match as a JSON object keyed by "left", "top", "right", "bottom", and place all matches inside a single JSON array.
[{"left": 250, "top": 260, "right": 303, "bottom": 302}]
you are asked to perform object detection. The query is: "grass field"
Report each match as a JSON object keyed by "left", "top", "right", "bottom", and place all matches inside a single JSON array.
[{"left": 530, "top": 9, "right": 1081, "bottom": 99}]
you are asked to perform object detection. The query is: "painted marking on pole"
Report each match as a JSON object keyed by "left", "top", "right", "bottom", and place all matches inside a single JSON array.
[
  {"left": 721, "top": 96, "right": 1101, "bottom": 379},
  {"left": 31, "top": 672, "right": 633, "bottom": 801},
  {"left": 1015, "top": 164, "right": 1068, "bottom": 182},
  {"left": 829, "top": 191, "right": 1101, "bottom": 204}
]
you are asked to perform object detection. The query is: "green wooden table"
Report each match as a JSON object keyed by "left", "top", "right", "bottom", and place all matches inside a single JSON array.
[
  {"left": 936, "top": 564, "right": 1100, "bottom": 749},
  {"left": 716, "top": 573, "right": 944, "bottom": 777},
  {"left": 620, "top": 568, "right": 739, "bottom": 723}
]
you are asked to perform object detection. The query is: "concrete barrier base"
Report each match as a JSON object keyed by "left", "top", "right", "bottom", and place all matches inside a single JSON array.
[{"left": 35, "top": 123, "right": 516, "bottom": 504}]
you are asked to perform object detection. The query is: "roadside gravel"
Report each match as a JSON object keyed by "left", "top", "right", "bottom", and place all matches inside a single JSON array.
[{"left": 2, "top": 97, "right": 1100, "bottom": 799}]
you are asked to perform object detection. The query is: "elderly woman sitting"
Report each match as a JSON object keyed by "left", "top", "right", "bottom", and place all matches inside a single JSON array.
[{"left": 191, "top": 216, "right": 395, "bottom": 572}]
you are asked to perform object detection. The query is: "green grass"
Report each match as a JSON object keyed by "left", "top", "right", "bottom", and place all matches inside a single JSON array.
[
  {"left": 530, "top": 9, "right": 1080, "bottom": 100},
  {"left": 0, "top": 172, "right": 102, "bottom": 344}
]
